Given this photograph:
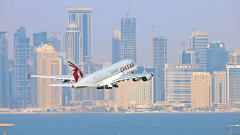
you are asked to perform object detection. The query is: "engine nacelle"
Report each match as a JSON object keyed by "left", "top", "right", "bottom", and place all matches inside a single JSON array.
[
  {"left": 133, "top": 78, "right": 141, "bottom": 81},
  {"left": 142, "top": 76, "right": 151, "bottom": 81},
  {"left": 62, "top": 80, "right": 71, "bottom": 82}
]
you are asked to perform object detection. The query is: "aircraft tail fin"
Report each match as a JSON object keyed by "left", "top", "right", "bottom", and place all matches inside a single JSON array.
[{"left": 67, "top": 59, "right": 84, "bottom": 82}]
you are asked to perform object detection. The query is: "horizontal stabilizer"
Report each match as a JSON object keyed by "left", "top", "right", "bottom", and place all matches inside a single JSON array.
[{"left": 48, "top": 84, "right": 73, "bottom": 87}]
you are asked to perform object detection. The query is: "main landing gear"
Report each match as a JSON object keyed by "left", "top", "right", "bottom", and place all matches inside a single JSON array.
[{"left": 96, "top": 84, "right": 119, "bottom": 89}]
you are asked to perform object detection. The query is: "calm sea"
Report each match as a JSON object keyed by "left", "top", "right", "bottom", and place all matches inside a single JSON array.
[{"left": 0, "top": 113, "right": 240, "bottom": 135}]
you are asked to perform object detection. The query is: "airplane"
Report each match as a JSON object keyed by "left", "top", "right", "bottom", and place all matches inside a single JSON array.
[{"left": 28, "top": 59, "right": 153, "bottom": 89}]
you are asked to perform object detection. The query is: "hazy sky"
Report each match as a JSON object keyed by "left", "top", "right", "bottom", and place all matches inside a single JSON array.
[{"left": 0, "top": 0, "right": 239, "bottom": 66}]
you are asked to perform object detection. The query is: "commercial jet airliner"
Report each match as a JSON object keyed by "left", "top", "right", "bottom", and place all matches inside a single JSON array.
[{"left": 29, "top": 59, "right": 153, "bottom": 89}]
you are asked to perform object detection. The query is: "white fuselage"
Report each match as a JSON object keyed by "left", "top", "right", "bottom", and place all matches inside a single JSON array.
[{"left": 73, "top": 59, "right": 137, "bottom": 88}]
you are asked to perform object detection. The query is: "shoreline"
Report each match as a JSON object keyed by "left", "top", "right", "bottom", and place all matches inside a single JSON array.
[{"left": 0, "top": 111, "right": 240, "bottom": 114}]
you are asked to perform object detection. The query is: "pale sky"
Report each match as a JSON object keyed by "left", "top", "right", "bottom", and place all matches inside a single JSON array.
[{"left": 0, "top": 0, "right": 239, "bottom": 66}]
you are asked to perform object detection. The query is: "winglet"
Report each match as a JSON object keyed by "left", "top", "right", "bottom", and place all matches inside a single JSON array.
[
  {"left": 68, "top": 61, "right": 83, "bottom": 82},
  {"left": 150, "top": 73, "right": 153, "bottom": 77},
  {"left": 28, "top": 74, "right": 30, "bottom": 79}
]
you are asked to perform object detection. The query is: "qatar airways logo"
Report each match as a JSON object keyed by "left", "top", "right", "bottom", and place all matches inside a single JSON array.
[{"left": 120, "top": 62, "right": 135, "bottom": 72}]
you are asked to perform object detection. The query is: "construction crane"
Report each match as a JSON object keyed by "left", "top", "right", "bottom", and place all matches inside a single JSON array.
[
  {"left": 149, "top": 24, "right": 161, "bottom": 67},
  {"left": 180, "top": 41, "right": 185, "bottom": 51},
  {"left": 126, "top": 0, "right": 132, "bottom": 18}
]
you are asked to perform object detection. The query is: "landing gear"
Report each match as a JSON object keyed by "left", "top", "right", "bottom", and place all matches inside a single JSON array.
[{"left": 113, "top": 84, "right": 119, "bottom": 88}]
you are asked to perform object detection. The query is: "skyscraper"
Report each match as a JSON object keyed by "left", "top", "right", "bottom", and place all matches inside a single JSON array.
[
  {"left": 36, "top": 44, "right": 62, "bottom": 108},
  {"left": 47, "top": 37, "right": 61, "bottom": 52},
  {"left": 178, "top": 50, "right": 199, "bottom": 64},
  {"left": 0, "top": 31, "right": 9, "bottom": 108},
  {"left": 189, "top": 31, "right": 209, "bottom": 71},
  {"left": 68, "top": 6, "right": 92, "bottom": 62},
  {"left": 226, "top": 63, "right": 240, "bottom": 102},
  {"left": 232, "top": 50, "right": 240, "bottom": 63},
  {"left": 112, "top": 29, "right": 121, "bottom": 64},
  {"left": 164, "top": 64, "right": 203, "bottom": 104},
  {"left": 206, "top": 41, "right": 228, "bottom": 73},
  {"left": 114, "top": 79, "right": 153, "bottom": 110},
  {"left": 14, "top": 27, "right": 33, "bottom": 108},
  {"left": 191, "top": 72, "right": 212, "bottom": 109},
  {"left": 153, "top": 36, "right": 167, "bottom": 102},
  {"left": 65, "top": 22, "right": 83, "bottom": 64},
  {"left": 8, "top": 58, "right": 14, "bottom": 108},
  {"left": 33, "top": 32, "right": 47, "bottom": 47},
  {"left": 121, "top": 17, "right": 136, "bottom": 62},
  {"left": 212, "top": 71, "right": 226, "bottom": 105}
]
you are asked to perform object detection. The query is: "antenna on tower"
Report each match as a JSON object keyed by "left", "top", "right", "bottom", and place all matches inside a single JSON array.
[{"left": 126, "top": 0, "right": 132, "bottom": 18}]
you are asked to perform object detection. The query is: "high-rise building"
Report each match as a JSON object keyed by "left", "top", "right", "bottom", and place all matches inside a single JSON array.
[
  {"left": 212, "top": 71, "right": 226, "bottom": 105},
  {"left": 178, "top": 50, "right": 199, "bottom": 64},
  {"left": 64, "top": 22, "right": 83, "bottom": 64},
  {"left": 206, "top": 41, "right": 228, "bottom": 73},
  {"left": 136, "top": 66, "right": 155, "bottom": 102},
  {"left": 68, "top": 6, "right": 92, "bottom": 62},
  {"left": 114, "top": 79, "right": 153, "bottom": 110},
  {"left": 112, "top": 29, "right": 121, "bottom": 64},
  {"left": 121, "top": 17, "right": 136, "bottom": 62},
  {"left": 0, "top": 31, "right": 9, "bottom": 108},
  {"left": 226, "top": 63, "right": 240, "bottom": 102},
  {"left": 189, "top": 31, "right": 209, "bottom": 71},
  {"left": 153, "top": 36, "right": 167, "bottom": 102},
  {"left": 227, "top": 51, "right": 234, "bottom": 63},
  {"left": 47, "top": 37, "right": 61, "bottom": 52},
  {"left": 36, "top": 44, "right": 62, "bottom": 108},
  {"left": 8, "top": 58, "right": 14, "bottom": 108},
  {"left": 14, "top": 27, "right": 33, "bottom": 108},
  {"left": 164, "top": 64, "right": 203, "bottom": 104},
  {"left": 33, "top": 32, "right": 47, "bottom": 47},
  {"left": 232, "top": 50, "right": 240, "bottom": 63},
  {"left": 191, "top": 72, "right": 212, "bottom": 109}
]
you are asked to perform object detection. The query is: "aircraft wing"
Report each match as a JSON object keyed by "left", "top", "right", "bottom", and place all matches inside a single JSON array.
[
  {"left": 48, "top": 83, "right": 73, "bottom": 87},
  {"left": 49, "top": 83, "right": 98, "bottom": 89},
  {"left": 112, "top": 73, "right": 153, "bottom": 84},
  {"left": 29, "top": 74, "right": 75, "bottom": 82}
]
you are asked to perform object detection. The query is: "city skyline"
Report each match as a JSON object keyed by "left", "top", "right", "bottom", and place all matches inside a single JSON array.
[{"left": 1, "top": 0, "right": 239, "bottom": 66}]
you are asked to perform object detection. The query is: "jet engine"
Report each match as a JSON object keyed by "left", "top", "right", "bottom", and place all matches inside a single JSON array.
[
  {"left": 142, "top": 76, "right": 151, "bottom": 81},
  {"left": 133, "top": 78, "right": 141, "bottom": 81},
  {"left": 62, "top": 80, "right": 71, "bottom": 82}
]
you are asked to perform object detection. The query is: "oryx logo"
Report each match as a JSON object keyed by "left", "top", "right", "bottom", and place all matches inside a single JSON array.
[{"left": 68, "top": 61, "right": 83, "bottom": 82}]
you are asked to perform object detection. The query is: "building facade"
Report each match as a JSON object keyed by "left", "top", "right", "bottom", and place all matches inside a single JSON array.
[
  {"left": 232, "top": 50, "right": 240, "bottom": 63},
  {"left": 36, "top": 44, "right": 62, "bottom": 108},
  {"left": 68, "top": 6, "right": 92, "bottom": 62},
  {"left": 164, "top": 64, "right": 203, "bottom": 104},
  {"left": 212, "top": 71, "right": 226, "bottom": 105},
  {"left": 14, "top": 27, "right": 33, "bottom": 108},
  {"left": 112, "top": 29, "right": 121, "bottom": 64},
  {"left": 121, "top": 17, "right": 136, "bottom": 62},
  {"left": 114, "top": 80, "right": 153, "bottom": 110},
  {"left": 226, "top": 64, "right": 240, "bottom": 102},
  {"left": 33, "top": 32, "right": 47, "bottom": 47},
  {"left": 206, "top": 41, "right": 228, "bottom": 73},
  {"left": 48, "top": 37, "right": 61, "bottom": 52},
  {"left": 0, "top": 31, "right": 9, "bottom": 108},
  {"left": 65, "top": 22, "right": 83, "bottom": 64},
  {"left": 153, "top": 36, "right": 167, "bottom": 102},
  {"left": 178, "top": 50, "right": 199, "bottom": 64},
  {"left": 191, "top": 72, "right": 212, "bottom": 109},
  {"left": 189, "top": 31, "right": 209, "bottom": 71}
]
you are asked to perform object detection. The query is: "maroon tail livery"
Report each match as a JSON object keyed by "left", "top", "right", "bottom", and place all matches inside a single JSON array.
[{"left": 68, "top": 61, "right": 83, "bottom": 82}]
